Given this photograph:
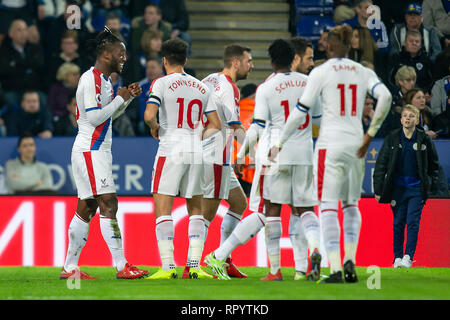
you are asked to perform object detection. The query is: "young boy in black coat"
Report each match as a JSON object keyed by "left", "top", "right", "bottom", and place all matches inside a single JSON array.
[{"left": 373, "top": 104, "right": 440, "bottom": 268}]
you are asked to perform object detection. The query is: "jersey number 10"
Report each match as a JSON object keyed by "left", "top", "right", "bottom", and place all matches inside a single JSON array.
[
  {"left": 176, "top": 98, "right": 203, "bottom": 129},
  {"left": 337, "top": 84, "right": 357, "bottom": 116}
]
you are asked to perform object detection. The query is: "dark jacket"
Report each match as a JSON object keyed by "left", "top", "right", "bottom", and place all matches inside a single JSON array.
[
  {"left": 5, "top": 105, "right": 53, "bottom": 137},
  {"left": 160, "top": 0, "right": 190, "bottom": 31},
  {"left": 373, "top": 127, "right": 440, "bottom": 203},
  {"left": 0, "top": 41, "right": 45, "bottom": 91},
  {"left": 388, "top": 47, "right": 434, "bottom": 93}
]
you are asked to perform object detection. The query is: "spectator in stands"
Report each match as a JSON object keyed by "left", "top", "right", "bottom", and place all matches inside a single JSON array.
[
  {"left": 42, "top": 0, "right": 94, "bottom": 59},
  {"left": 373, "top": 104, "right": 440, "bottom": 268},
  {"left": 372, "top": 0, "right": 412, "bottom": 34},
  {"left": 432, "top": 44, "right": 450, "bottom": 83},
  {"left": 91, "top": 0, "right": 127, "bottom": 18},
  {"left": 392, "top": 65, "right": 417, "bottom": 111},
  {"left": 47, "top": 30, "right": 87, "bottom": 89},
  {"left": 105, "top": 12, "right": 130, "bottom": 46},
  {"left": 362, "top": 94, "right": 375, "bottom": 133},
  {"left": 405, "top": 88, "right": 436, "bottom": 138},
  {"left": 130, "top": 3, "right": 171, "bottom": 55},
  {"left": 388, "top": 3, "right": 442, "bottom": 62},
  {"left": 430, "top": 75, "right": 450, "bottom": 138},
  {"left": 333, "top": 0, "right": 355, "bottom": 25},
  {"left": 4, "top": 90, "right": 53, "bottom": 138},
  {"left": 159, "top": 0, "right": 192, "bottom": 52},
  {"left": 0, "top": 0, "right": 45, "bottom": 46},
  {"left": 4, "top": 133, "right": 55, "bottom": 195},
  {"left": 422, "top": 0, "right": 450, "bottom": 38},
  {"left": 388, "top": 30, "right": 434, "bottom": 94},
  {"left": 0, "top": 19, "right": 45, "bottom": 108},
  {"left": 341, "top": 0, "right": 389, "bottom": 53},
  {"left": 53, "top": 92, "right": 78, "bottom": 136},
  {"left": 128, "top": 29, "right": 163, "bottom": 81},
  {"left": 133, "top": 57, "right": 164, "bottom": 135},
  {"left": 314, "top": 30, "right": 329, "bottom": 61},
  {"left": 48, "top": 62, "right": 80, "bottom": 136},
  {"left": 349, "top": 26, "right": 387, "bottom": 81}
]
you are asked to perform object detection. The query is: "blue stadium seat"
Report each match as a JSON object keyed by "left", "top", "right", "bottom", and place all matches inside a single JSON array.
[
  {"left": 296, "top": 14, "right": 336, "bottom": 42},
  {"left": 295, "top": 0, "right": 334, "bottom": 15}
]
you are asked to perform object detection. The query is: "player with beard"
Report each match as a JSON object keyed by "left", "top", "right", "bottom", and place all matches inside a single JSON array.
[
  {"left": 183, "top": 45, "right": 253, "bottom": 279},
  {"left": 60, "top": 27, "right": 149, "bottom": 280}
]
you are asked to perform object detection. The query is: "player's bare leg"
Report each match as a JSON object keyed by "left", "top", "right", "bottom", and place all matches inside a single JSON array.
[
  {"left": 60, "top": 198, "right": 99, "bottom": 279},
  {"left": 96, "top": 193, "right": 149, "bottom": 279},
  {"left": 260, "top": 200, "right": 283, "bottom": 281},
  {"left": 295, "top": 207, "right": 321, "bottom": 281},
  {"left": 222, "top": 186, "right": 248, "bottom": 278}
]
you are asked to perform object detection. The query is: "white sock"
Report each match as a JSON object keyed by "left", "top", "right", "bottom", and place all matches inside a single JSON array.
[
  {"left": 265, "top": 217, "right": 282, "bottom": 274},
  {"left": 300, "top": 211, "right": 321, "bottom": 253},
  {"left": 188, "top": 215, "right": 205, "bottom": 270},
  {"left": 289, "top": 213, "right": 308, "bottom": 273},
  {"left": 100, "top": 215, "right": 127, "bottom": 271},
  {"left": 63, "top": 213, "right": 89, "bottom": 272},
  {"left": 187, "top": 219, "right": 210, "bottom": 267},
  {"left": 342, "top": 203, "right": 361, "bottom": 264},
  {"left": 320, "top": 202, "right": 341, "bottom": 274},
  {"left": 215, "top": 212, "right": 266, "bottom": 261},
  {"left": 155, "top": 215, "right": 175, "bottom": 271},
  {"left": 220, "top": 210, "right": 242, "bottom": 246}
]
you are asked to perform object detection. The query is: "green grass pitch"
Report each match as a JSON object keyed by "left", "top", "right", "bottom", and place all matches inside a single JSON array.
[{"left": 0, "top": 266, "right": 449, "bottom": 300}]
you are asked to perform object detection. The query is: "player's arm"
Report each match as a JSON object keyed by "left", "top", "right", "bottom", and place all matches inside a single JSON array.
[
  {"left": 357, "top": 77, "right": 392, "bottom": 158},
  {"left": 203, "top": 110, "right": 222, "bottom": 139},
  {"left": 83, "top": 76, "right": 130, "bottom": 126},
  {"left": 236, "top": 120, "right": 264, "bottom": 160},
  {"left": 112, "top": 83, "right": 142, "bottom": 120}
]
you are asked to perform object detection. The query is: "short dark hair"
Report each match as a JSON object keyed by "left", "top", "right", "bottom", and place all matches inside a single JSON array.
[
  {"left": 21, "top": 90, "right": 39, "bottom": 101},
  {"left": 161, "top": 38, "right": 188, "bottom": 66},
  {"left": 145, "top": 3, "right": 162, "bottom": 15},
  {"left": 223, "top": 44, "right": 251, "bottom": 68},
  {"left": 268, "top": 39, "right": 295, "bottom": 69},
  {"left": 290, "top": 37, "right": 313, "bottom": 57},
  {"left": 105, "top": 12, "right": 120, "bottom": 23},
  {"left": 17, "top": 133, "right": 34, "bottom": 148},
  {"left": 94, "top": 27, "right": 123, "bottom": 58}
]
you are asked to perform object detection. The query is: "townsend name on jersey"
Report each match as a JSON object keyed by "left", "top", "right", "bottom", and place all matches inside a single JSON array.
[{"left": 168, "top": 78, "right": 207, "bottom": 94}]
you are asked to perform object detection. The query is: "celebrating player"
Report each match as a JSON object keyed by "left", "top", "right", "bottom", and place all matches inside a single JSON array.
[
  {"left": 272, "top": 25, "right": 392, "bottom": 283},
  {"left": 204, "top": 39, "right": 321, "bottom": 281},
  {"left": 144, "top": 38, "right": 222, "bottom": 279},
  {"left": 187, "top": 44, "right": 253, "bottom": 279},
  {"left": 60, "top": 27, "right": 149, "bottom": 280}
]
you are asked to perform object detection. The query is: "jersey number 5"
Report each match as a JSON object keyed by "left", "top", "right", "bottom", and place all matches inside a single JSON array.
[
  {"left": 176, "top": 98, "right": 203, "bottom": 129},
  {"left": 281, "top": 100, "right": 309, "bottom": 130},
  {"left": 337, "top": 84, "right": 357, "bottom": 116}
]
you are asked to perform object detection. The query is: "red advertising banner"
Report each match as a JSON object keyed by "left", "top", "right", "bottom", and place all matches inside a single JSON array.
[{"left": 0, "top": 196, "right": 448, "bottom": 268}]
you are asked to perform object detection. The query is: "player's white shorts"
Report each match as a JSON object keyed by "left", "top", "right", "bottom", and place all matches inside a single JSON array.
[
  {"left": 151, "top": 153, "right": 203, "bottom": 198},
  {"left": 313, "top": 145, "right": 364, "bottom": 203},
  {"left": 71, "top": 151, "right": 116, "bottom": 200},
  {"left": 249, "top": 156, "right": 268, "bottom": 213},
  {"left": 263, "top": 164, "right": 317, "bottom": 207}
]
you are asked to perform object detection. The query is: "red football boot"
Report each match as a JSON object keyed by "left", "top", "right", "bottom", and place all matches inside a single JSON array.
[
  {"left": 182, "top": 266, "right": 190, "bottom": 279},
  {"left": 226, "top": 258, "right": 248, "bottom": 278},
  {"left": 59, "top": 267, "right": 98, "bottom": 280},
  {"left": 116, "top": 263, "right": 149, "bottom": 279},
  {"left": 260, "top": 269, "right": 283, "bottom": 281}
]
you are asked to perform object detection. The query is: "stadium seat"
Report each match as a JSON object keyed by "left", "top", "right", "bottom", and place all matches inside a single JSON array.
[
  {"left": 296, "top": 14, "right": 336, "bottom": 42},
  {"left": 295, "top": 0, "right": 334, "bottom": 15}
]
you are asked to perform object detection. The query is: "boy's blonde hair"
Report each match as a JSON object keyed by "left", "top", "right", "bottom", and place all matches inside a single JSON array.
[{"left": 401, "top": 104, "right": 420, "bottom": 118}]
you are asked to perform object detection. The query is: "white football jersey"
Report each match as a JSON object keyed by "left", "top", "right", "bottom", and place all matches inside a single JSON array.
[
  {"left": 299, "top": 58, "right": 382, "bottom": 148},
  {"left": 147, "top": 72, "right": 214, "bottom": 156},
  {"left": 73, "top": 67, "right": 115, "bottom": 152},
  {"left": 202, "top": 72, "right": 241, "bottom": 165},
  {"left": 253, "top": 72, "right": 320, "bottom": 165}
]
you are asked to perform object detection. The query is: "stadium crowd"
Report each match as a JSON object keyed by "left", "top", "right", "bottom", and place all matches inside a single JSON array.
[{"left": 0, "top": 0, "right": 448, "bottom": 195}]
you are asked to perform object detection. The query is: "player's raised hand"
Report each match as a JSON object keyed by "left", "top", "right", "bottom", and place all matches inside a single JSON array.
[
  {"left": 128, "top": 83, "right": 142, "bottom": 97},
  {"left": 117, "top": 86, "right": 131, "bottom": 101},
  {"left": 268, "top": 145, "right": 281, "bottom": 162}
]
